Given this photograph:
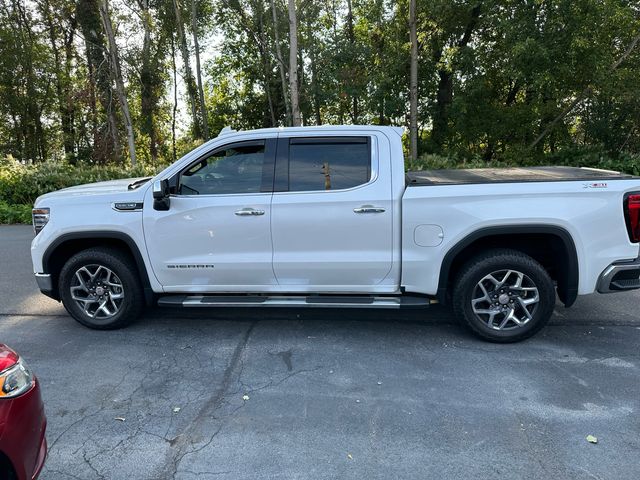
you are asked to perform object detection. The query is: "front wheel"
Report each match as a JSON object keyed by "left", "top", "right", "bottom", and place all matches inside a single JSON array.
[
  {"left": 59, "top": 247, "right": 144, "bottom": 329},
  {"left": 452, "top": 249, "right": 556, "bottom": 342}
]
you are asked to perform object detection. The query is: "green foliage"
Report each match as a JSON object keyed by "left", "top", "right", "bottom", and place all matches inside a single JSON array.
[
  {"left": 0, "top": 157, "right": 159, "bottom": 206},
  {"left": 0, "top": 0, "right": 639, "bottom": 170},
  {"left": 0, "top": 202, "right": 32, "bottom": 225},
  {"left": 408, "top": 146, "right": 640, "bottom": 176}
]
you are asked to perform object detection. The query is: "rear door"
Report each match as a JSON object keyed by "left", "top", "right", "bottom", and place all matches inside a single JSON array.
[{"left": 270, "top": 133, "right": 394, "bottom": 291}]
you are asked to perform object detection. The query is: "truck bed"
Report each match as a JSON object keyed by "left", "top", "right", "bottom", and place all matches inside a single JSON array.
[{"left": 406, "top": 166, "right": 634, "bottom": 186}]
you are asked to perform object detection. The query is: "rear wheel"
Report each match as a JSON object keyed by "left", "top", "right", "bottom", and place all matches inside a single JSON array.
[
  {"left": 59, "top": 247, "right": 144, "bottom": 329},
  {"left": 452, "top": 249, "right": 556, "bottom": 342}
]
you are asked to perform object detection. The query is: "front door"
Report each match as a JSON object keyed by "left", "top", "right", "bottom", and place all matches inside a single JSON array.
[{"left": 143, "top": 138, "right": 277, "bottom": 291}]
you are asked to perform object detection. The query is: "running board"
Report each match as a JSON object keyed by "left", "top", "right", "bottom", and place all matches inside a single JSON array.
[{"left": 157, "top": 294, "right": 433, "bottom": 309}]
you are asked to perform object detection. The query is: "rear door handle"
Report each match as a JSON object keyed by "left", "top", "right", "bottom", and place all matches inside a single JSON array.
[
  {"left": 353, "top": 205, "right": 386, "bottom": 214},
  {"left": 235, "top": 208, "right": 265, "bottom": 216}
]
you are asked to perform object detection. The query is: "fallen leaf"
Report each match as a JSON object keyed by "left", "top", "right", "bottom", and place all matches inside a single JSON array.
[
  {"left": 114, "top": 417, "right": 125, "bottom": 422},
  {"left": 355, "top": 399, "right": 360, "bottom": 403},
  {"left": 173, "top": 407, "right": 181, "bottom": 413},
  {"left": 377, "top": 381, "right": 382, "bottom": 385},
  {"left": 586, "top": 435, "right": 598, "bottom": 444},
  {"left": 242, "top": 394, "right": 250, "bottom": 401},
  {"left": 347, "top": 454, "right": 353, "bottom": 460}
]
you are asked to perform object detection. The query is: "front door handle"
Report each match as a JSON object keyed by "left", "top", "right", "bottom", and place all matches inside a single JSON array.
[
  {"left": 235, "top": 208, "right": 265, "bottom": 216},
  {"left": 353, "top": 205, "right": 386, "bottom": 214}
]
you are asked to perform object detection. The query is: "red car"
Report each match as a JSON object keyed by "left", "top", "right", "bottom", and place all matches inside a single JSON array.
[{"left": 0, "top": 345, "right": 46, "bottom": 480}]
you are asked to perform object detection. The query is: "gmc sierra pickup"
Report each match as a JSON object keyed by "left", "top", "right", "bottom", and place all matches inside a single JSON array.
[{"left": 30, "top": 126, "right": 640, "bottom": 342}]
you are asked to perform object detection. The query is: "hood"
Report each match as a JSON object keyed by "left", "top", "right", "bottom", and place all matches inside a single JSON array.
[{"left": 35, "top": 177, "right": 151, "bottom": 204}]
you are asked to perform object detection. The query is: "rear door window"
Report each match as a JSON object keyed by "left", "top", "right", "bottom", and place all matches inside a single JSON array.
[{"left": 287, "top": 137, "right": 371, "bottom": 192}]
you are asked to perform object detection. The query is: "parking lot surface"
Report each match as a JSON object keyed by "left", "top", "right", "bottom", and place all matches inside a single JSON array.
[{"left": 1, "top": 225, "right": 639, "bottom": 479}]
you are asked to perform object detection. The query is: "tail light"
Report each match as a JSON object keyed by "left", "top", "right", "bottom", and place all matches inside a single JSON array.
[{"left": 624, "top": 193, "right": 640, "bottom": 242}]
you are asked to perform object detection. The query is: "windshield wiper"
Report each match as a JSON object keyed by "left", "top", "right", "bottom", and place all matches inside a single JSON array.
[{"left": 128, "top": 177, "right": 152, "bottom": 190}]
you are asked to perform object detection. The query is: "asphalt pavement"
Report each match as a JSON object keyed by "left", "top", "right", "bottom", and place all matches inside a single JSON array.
[{"left": 1, "top": 225, "right": 639, "bottom": 479}]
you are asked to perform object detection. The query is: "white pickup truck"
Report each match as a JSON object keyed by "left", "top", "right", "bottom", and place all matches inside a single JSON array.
[{"left": 31, "top": 126, "right": 640, "bottom": 342}]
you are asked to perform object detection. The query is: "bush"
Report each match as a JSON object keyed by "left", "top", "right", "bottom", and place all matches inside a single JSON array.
[
  {"left": 409, "top": 146, "right": 640, "bottom": 174},
  {"left": 0, "top": 201, "right": 31, "bottom": 224},
  {"left": 0, "top": 157, "right": 161, "bottom": 206}
]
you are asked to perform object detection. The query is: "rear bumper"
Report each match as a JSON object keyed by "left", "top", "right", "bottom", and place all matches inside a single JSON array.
[{"left": 597, "top": 258, "right": 640, "bottom": 293}]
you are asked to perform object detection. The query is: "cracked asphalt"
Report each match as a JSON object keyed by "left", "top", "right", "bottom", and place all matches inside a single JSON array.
[{"left": 1, "top": 225, "right": 639, "bottom": 479}]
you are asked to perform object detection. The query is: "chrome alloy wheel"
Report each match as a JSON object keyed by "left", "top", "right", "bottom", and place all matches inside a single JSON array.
[
  {"left": 471, "top": 269, "right": 540, "bottom": 331},
  {"left": 70, "top": 265, "right": 125, "bottom": 319}
]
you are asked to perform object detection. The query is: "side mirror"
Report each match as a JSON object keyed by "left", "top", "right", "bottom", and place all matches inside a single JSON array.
[{"left": 153, "top": 179, "right": 170, "bottom": 211}]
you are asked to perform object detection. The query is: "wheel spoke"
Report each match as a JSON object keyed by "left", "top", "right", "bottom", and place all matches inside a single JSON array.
[
  {"left": 499, "top": 270, "right": 514, "bottom": 287},
  {"left": 513, "top": 271, "right": 524, "bottom": 288},
  {"left": 98, "top": 300, "right": 113, "bottom": 317},
  {"left": 517, "top": 298, "right": 534, "bottom": 320},
  {"left": 498, "top": 312, "right": 511, "bottom": 329},
  {"left": 74, "top": 271, "right": 90, "bottom": 292},
  {"left": 90, "top": 265, "right": 105, "bottom": 282},
  {"left": 507, "top": 308, "right": 523, "bottom": 326},
  {"left": 71, "top": 294, "right": 97, "bottom": 304}
]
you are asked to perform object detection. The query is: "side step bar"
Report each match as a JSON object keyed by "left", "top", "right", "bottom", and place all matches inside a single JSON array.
[{"left": 157, "top": 294, "right": 433, "bottom": 309}]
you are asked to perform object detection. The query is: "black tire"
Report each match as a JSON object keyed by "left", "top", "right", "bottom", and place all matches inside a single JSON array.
[
  {"left": 59, "top": 247, "right": 144, "bottom": 329},
  {"left": 452, "top": 249, "right": 556, "bottom": 343}
]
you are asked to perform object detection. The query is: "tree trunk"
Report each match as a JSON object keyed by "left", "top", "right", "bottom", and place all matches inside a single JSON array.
[
  {"left": 173, "top": 0, "right": 201, "bottom": 138},
  {"left": 99, "top": 0, "right": 136, "bottom": 166},
  {"left": 288, "top": 0, "right": 301, "bottom": 126},
  {"left": 346, "top": 0, "right": 358, "bottom": 124},
  {"left": 191, "top": 0, "right": 209, "bottom": 140},
  {"left": 171, "top": 35, "right": 178, "bottom": 162},
  {"left": 272, "top": 0, "right": 291, "bottom": 126},
  {"left": 409, "top": 0, "right": 418, "bottom": 161}
]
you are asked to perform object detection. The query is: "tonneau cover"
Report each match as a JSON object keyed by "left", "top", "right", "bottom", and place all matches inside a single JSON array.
[{"left": 406, "top": 166, "right": 634, "bottom": 186}]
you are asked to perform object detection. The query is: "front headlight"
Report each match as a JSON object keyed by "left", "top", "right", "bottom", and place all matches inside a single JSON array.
[
  {"left": 0, "top": 360, "right": 34, "bottom": 398},
  {"left": 32, "top": 207, "right": 50, "bottom": 236}
]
